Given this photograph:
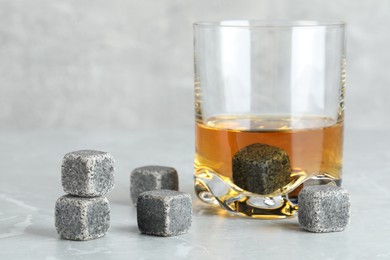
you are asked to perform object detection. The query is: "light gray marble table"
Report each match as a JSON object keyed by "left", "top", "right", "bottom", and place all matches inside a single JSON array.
[{"left": 0, "top": 128, "right": 389, "bottom": 259}]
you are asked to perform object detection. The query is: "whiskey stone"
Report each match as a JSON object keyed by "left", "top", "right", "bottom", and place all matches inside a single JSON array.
[
  {"left": 130, "top": 166, "right": 178, "bottom": 204},
  {"left": 232, "top": 143, "right": 291, "bottom": 195},
  {"left": 55, "top": 195, "right": 110, "bottom": 240},
  {"left": 298, "top": 185, "right": 351, "bottom": 233},
  {"left": 62, "top": 150, "right": 115, "bottom": 197},
  {"left": 137, "top": 190, "right": 192, "bottom": 237}
]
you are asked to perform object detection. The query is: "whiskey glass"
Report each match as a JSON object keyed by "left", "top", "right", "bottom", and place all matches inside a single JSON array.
[{"left": 193, "top": 20, "right": 346, "bottom": 218}]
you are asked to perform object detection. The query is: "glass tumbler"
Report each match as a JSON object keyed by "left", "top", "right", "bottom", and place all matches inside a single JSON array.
[{"left": 193, "top": 20, "right": 346, "bottom": 219}]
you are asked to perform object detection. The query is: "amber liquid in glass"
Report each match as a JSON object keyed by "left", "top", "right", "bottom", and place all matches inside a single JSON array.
[{"left": 194, "top": 115, "right": 343, "bottom": 204}]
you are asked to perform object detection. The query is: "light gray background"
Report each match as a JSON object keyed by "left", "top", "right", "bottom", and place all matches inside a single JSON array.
[
  {"left": 0, "top": 0, "right": 389, "bottom": 130},
  {"left": 1, "top": 2, "right": 390, "bottom": 259}
]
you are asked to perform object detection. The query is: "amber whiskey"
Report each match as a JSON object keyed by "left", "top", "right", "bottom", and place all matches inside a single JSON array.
[{"left": 195, "top": 115, "right": 343, "bottom": 200}]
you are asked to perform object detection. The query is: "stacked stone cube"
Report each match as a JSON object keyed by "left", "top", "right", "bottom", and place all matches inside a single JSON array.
[{"left": 55, "top": 150, "right": 115, "bottom": 240}]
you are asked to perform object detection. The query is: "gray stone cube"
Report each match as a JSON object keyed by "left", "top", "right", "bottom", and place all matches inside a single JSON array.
[
  {"left": 62, "top": 150, "right": 115, "bottom": 197},
  {"left": 130, "top": 166, "right": 178, "bottom": 204},
  {"left": 232, "top": 143, "right": 291, "bottom": 195},
  {"left": 137, "top": 190, "right": 192, "bottom": 237},
  {"left": 298, "top": 185, "right": 351, "bottom": 233},
  {"left": 55, "top": 195, "right": 110, "bottom": 240}
]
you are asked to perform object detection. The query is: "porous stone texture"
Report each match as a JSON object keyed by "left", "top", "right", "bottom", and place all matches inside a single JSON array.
[
  {"left": 61, "top": 150, "right": 115, "bottom": 197},
  {"left": 130, "top": 166, "right": 178, "bottom": 204},
  {"left": 298, "top": 185, "right": 351, "bottom": 233},
  {"left": 55, "top": 195, "right": 110, "bottom": 240},
  {"left": 232, "top": 143, "right": 291, "bottom": 195},
  {"left": 137, "top": 190, "right": 192, "bottom": 237}
]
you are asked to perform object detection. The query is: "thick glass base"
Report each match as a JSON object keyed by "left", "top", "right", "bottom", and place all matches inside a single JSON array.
[{"left": 194, "top": 166, "right": 339, "bottom": 219}]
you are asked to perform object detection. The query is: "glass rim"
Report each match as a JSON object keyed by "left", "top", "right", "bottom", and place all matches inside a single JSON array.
[{"left": 193, "top": 20, "right": 346, "bottom": 28}]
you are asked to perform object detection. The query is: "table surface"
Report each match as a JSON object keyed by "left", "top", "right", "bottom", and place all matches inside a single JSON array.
[{"left": 0, "top": 128, "right": 389, "bottom": 260}]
